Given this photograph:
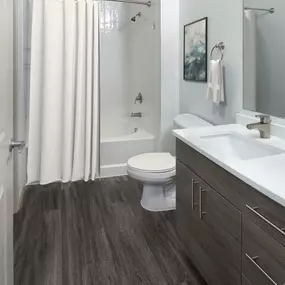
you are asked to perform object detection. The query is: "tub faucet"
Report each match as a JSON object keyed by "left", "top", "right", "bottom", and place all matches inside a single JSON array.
[
  {"left": 246, "top": 114, "right": 271, "bottom": 139},
  {"left": 134, "top": 93, "right": 143, "bottom": 104},
  {"left": 131, "top": 112, "right": 142, "bottom": 118}
]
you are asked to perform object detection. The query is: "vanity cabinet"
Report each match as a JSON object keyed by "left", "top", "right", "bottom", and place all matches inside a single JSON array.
[{"left": 176, "top": 139, "right": 285, "bottom": 285}]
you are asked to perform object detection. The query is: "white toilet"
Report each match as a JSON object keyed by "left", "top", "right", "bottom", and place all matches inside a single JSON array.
[{"left": 127, "top": 114, "right": 213, "bottom": 212}]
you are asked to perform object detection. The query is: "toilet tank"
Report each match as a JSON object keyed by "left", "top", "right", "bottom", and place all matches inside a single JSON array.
[{"left": 173, "top": 114, "right": 213, "bottom": 129}]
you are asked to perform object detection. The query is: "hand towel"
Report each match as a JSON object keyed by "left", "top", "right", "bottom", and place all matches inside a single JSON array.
[{"left": 206, "top": 59, "right": 225, "bottom": 104}]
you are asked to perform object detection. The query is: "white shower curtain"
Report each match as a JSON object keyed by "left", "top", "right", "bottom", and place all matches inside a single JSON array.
[{"left": 27, "top": 0, "right": 100, "bottom": 185}]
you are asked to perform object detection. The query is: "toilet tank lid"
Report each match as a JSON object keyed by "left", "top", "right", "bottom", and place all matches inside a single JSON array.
[{"left": 174, "top": 114, "right": 213, "bottom": 128}]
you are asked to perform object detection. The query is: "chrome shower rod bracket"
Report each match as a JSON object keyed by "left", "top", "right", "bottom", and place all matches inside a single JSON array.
[
  {"left": 107, "top": 0, "right": 151, "bottom": 7},
  {"left": 82, "top": 0, "right": 151, "bottom": 7},
  {"left": 244, "top": 7, "right": 275, "bottom": 14}
]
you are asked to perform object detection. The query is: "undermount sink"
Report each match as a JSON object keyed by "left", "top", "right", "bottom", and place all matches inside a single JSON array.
[{"left": 200, "top": 133, "right": 285, "bottom": 160}]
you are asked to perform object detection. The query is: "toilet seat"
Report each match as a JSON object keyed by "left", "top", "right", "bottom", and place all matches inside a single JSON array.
[
  {"left": 127, "top": 153, "right": 176, "bottom": 183},
  {"left": 127, "top": 153, "right": 175, "bottom": 173},
  {"left": 128, "top": 166, "right": 176, "bottom": 183}
]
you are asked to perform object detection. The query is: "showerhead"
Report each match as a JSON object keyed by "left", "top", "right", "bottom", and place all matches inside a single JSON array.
[{"left": 131, "top": 12, "right": 141, "bottom": 22}]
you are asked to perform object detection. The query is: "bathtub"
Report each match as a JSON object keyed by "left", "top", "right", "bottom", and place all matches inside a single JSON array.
[{"left": 100, "top": 126, "right": 155, "bottom": 178}]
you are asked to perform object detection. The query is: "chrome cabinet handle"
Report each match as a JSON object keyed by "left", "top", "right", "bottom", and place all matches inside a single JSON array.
[
  {"left": 191, "top": 179, "right": 198, "bottom": 210},
  {"left": 245, "top": 254, "right": 277, "bottom": 285},
  {"left": 246, "top": 205, "right": 285, "bottom": 236},
  {"left": 199, "top": 186, "right": 207, "bottom": 219}
]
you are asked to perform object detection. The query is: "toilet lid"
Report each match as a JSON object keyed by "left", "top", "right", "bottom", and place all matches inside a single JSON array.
[{"left": 128, "top": 153, "right": 176, "bottom": 173}]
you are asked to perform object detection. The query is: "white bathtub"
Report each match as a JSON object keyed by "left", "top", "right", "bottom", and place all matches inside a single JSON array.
[{"left": 100, "top": 127, "right": 155, "bottom": 178}]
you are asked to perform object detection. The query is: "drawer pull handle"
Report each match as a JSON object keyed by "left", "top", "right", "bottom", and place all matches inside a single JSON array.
[
  {"left": 245, "top": 254, "right": 277, "bottom": 285},
  {"left": 199, "top": 186, "right": 207, "bottom": 219},
  {"left": 191, "top": 179, "right": 198, "bottom": 210},
  {"left": 246, "top": 205, "right": 285, "bottom": 236}
]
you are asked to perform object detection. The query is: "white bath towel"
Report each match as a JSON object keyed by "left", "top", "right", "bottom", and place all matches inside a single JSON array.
[{"left": 206, "top": 59, "right": 225, "bottom": 104}]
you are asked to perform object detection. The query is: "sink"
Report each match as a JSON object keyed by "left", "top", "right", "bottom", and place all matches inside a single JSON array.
[{"left": 200, "top": 133, "right": 285, "bottom": 160}]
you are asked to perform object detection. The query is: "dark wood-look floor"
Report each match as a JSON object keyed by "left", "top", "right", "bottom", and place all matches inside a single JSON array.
[{"left": 14, "top": 176, "right": 207, "bottom": 285}]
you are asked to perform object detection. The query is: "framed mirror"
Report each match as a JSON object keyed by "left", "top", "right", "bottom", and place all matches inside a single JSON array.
[{"left": 243, "top": 0, "right": 285, "bottom": 118}]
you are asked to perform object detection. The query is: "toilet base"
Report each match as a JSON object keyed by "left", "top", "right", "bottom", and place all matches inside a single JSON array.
[{"left": 141, "top": 183, "right": 176, "bottom": 212}]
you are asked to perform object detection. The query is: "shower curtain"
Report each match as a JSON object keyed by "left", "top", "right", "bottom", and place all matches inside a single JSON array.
[{"left": 27, "top": 0, "right": 100, "bottom": 184}]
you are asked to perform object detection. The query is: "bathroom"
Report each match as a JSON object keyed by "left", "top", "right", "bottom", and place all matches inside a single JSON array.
[{"left": 0, "top": 0, "right": 285, "bottom": 284}]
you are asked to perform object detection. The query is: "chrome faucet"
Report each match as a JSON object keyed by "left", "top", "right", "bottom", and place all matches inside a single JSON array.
[
  {"left": 134, "top": 93, "right": 143, "bottom": 104},
  {"left": 131, "top": 112, "right": 142, "bottom": 118},
  {"left": 246, "top": 114, "right": 271, "bottom": 139}
]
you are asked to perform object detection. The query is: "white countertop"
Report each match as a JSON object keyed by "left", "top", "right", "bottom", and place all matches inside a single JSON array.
[{"left": 173, "top": 124, "right": 285, "bottom": 207}]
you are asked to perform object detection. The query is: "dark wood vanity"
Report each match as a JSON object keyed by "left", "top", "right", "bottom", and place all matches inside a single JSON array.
[{"left": 176, "top": 139, "right": 285, "bottom": 285}]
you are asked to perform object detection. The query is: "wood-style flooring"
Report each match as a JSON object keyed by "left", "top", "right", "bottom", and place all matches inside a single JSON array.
[{"left": 14, "top": 176, "right": 207, "bottom": 285}]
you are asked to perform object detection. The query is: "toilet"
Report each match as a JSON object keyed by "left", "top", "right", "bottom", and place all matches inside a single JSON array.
[{"left": 127, "top": 114, "right": 213, "bottom": 212}]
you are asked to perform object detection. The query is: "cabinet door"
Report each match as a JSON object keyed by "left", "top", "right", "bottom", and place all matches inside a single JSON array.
[
  {"left": 194, "top": 185, "right": 242, "bottom": 285},
  {"left": 176, "top": 160, "right": 242, "bottom": 285},
  {"left": 176, "top": 160, "right": 200, "bottom": 242}
]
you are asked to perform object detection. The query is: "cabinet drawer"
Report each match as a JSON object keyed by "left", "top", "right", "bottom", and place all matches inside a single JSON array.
[
  {"left": 243, "top": 219, "right": 285, "bottom": 285},
  {"left": 243, "top": 189, "right": 285, "bottom": 247}
]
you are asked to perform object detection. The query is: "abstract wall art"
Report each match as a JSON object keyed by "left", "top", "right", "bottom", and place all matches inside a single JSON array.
[{"left": 184, "top": 17, "right": 208, "bottom": 82}]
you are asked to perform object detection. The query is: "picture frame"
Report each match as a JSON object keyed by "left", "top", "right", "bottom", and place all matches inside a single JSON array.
[{"left": 183, "top": 17, "right": 208, "bottom": 82}]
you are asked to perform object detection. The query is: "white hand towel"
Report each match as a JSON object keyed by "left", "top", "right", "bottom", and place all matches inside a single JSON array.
[{"left": 206, "top": 59, "right": 225, "bottom": 104}]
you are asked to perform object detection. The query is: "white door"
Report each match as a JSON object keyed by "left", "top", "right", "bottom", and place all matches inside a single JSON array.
[{"left": 0, "top": 0, "right": 14, "bottom": 284}]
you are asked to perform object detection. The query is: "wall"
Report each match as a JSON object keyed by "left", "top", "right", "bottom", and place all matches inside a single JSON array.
[
  {"left": 179, "top": 0, "right": 243, "bottom": 125},
  {"left": 159, "top": 0, "right": 179, "bottom": 154},
  {"left": 244, "top": 0, "right": 285, "bottom": 118}
]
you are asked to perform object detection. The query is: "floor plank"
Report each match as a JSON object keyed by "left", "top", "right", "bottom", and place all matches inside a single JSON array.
[{"left": 14, "top": 176, "right": 207, "bottom": 285}]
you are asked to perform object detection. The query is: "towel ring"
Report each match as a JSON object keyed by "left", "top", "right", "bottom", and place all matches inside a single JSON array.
[{"left": 210, "top": 42, "right": 225, "bottom": 60}]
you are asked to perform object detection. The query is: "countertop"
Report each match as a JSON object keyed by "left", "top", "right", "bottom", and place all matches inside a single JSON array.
[{"left": 173, "top": 124, "right": 285, "bottom": 207}]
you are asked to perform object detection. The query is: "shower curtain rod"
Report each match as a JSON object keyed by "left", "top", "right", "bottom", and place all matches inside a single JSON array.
[
  {"left": 96, "top": 0, "right": 151, "bottom": 7},
  {"left": 244, "top": 7, "right": 275, "bottom": 14}
]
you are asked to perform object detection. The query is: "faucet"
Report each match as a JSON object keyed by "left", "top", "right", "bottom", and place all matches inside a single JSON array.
[
  {"left": 134, "top": 93, "right": 143, "bottom": 104},
  {"left": 131, "top": 112, "right": 142, "bottom": 118},
  {"left": 246, "top": 114, "right": 271, "bottom": 139}
]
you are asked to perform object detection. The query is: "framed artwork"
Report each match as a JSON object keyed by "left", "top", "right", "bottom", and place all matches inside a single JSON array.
[{"left": 184, "top": 17, "right": 208, "bottom": 82}]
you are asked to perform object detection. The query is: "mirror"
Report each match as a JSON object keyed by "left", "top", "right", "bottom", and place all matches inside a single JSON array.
[{"left": 243, "top": 0, "right": 285, "bottom": 118}]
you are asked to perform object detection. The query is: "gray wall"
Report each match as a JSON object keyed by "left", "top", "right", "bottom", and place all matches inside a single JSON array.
[
  {"left": 245, "top": 0, "right": 285, "bottom": 118},
  {"left": 160, "top": 0, "right": 179, "bottom": 155},
  {"left": 179, "top": 0, "right": 243, "bottom": 125}
]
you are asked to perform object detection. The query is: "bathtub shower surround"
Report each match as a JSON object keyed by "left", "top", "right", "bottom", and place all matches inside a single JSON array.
[
  {"left": 27, "top": 0, "right": 100, "bottom": 184},
  {"left": 100, "top": 1, "right": 159, "bottom": 177}
]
